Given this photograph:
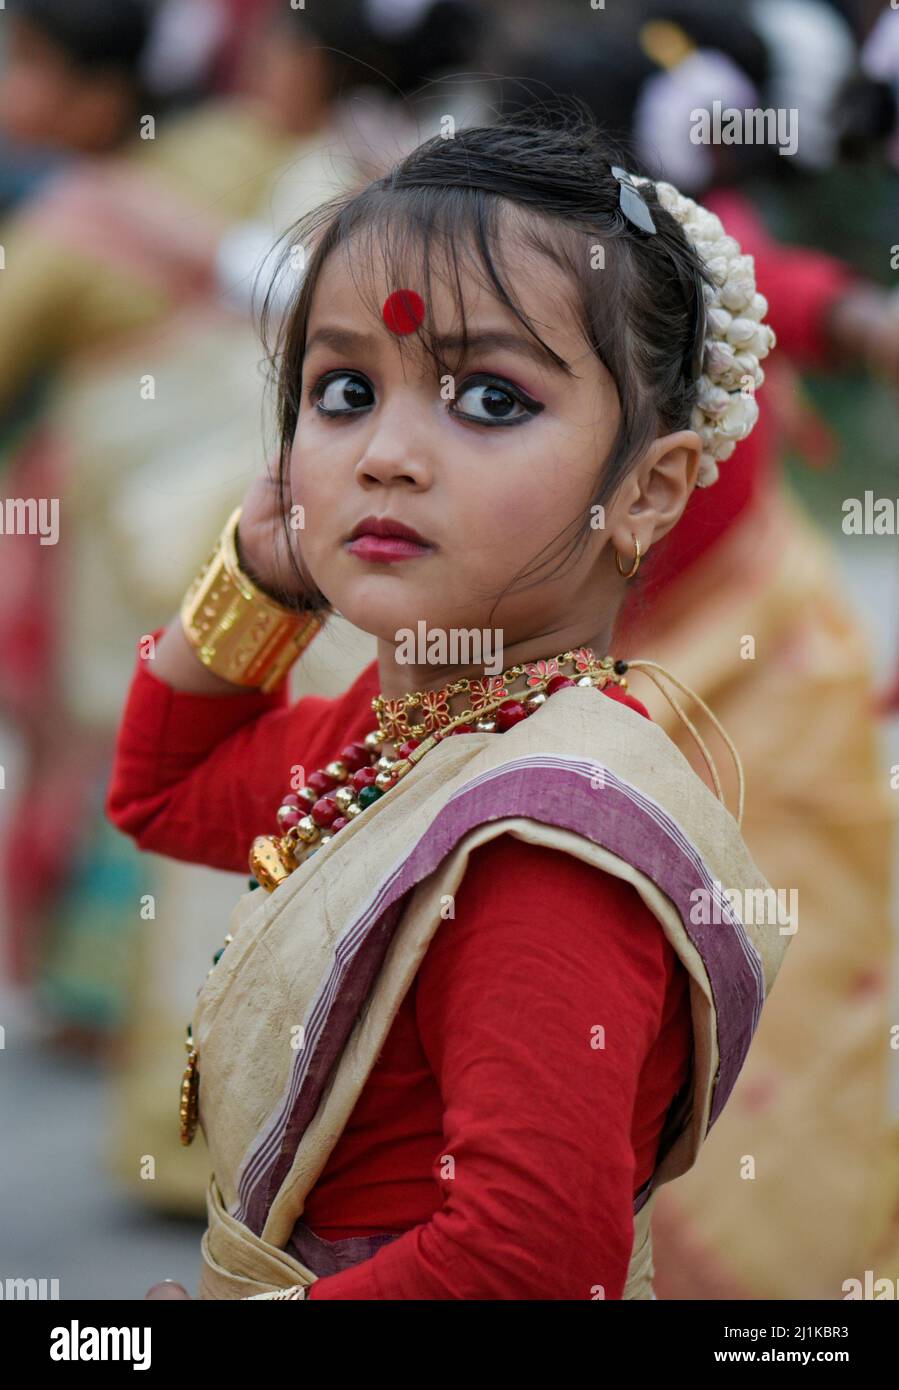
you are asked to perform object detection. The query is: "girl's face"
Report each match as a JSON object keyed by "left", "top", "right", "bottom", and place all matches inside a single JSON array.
[{"left": 291, "top": 224, "right": 679, "bottom": 683}]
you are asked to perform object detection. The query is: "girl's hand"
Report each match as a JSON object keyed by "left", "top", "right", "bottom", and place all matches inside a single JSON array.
[
  {"left": 236, "top": 464, "right": 329, "bottom": 612},
  {"left": 151, "top": 462, "right": 330, "bottom": 696},
  {"left": 145, "top": 1281, "right": 192, "bottom": 1299}
]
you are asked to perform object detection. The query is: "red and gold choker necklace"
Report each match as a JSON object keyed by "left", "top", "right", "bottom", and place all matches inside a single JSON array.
[{"left": 246, "top": 646, "right": 628, "bottom": 895}]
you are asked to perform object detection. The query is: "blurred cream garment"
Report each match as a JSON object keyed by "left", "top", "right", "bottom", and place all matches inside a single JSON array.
[{"left": 26, "top": 104, "right": 377, "bottom": 1208}]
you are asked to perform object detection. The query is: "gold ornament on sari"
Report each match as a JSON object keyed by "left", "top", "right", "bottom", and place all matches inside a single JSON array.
[{"left": 180, "top": 1025, "right": 200, "bottom": 1147}]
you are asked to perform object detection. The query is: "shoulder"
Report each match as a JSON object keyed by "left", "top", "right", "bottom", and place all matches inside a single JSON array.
[
  {"left": 601, "top": 683, "right": 651, "bottom": 720},
  {"left": 415, "top": 832, "right": 688, "bottom": 1081},
  {"left": 425, "top": 833, "right": 681, "bottom": 1007},
  {"left": 459, "top": 833, "right": 671, "bottom": 949}
]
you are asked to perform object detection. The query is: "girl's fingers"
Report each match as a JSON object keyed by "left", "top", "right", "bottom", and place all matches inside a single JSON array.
[{"left": 145, "top": 1280, "right": 192, "bottom": 1299}]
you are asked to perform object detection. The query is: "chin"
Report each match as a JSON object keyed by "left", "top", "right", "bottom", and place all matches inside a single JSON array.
[{"left": 329, "top": 583, "right": 430, "bottom": 643}]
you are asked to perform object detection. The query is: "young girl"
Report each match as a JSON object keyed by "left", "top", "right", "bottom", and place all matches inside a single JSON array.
[{"left": 107, "top": 111, "right": 790, "bottom": 1301}]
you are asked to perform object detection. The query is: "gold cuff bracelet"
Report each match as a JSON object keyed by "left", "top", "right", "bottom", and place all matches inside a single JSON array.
[{"left": 180, "top": 508, "right": 322, "bottom": 693}]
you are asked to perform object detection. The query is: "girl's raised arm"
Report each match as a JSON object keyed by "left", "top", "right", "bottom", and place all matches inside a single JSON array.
[
  {"left": 105, "top": 630, "right": 378, "bottom": 874},
  {"left": 106, "top": 466, "right": 349, "bottom": 872}
]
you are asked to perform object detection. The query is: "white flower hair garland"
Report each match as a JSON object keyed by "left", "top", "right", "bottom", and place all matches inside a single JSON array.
[{"left": 633, "top": 176, "right": 777, "bottom": 488}]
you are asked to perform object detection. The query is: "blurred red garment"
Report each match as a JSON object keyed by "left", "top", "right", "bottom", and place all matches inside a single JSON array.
[
  {"left": 0, "top": 151, "right": 221, "bottom": 1019},
  {"left": 211, "top": 0, "right": 280, "bottom": 94}
]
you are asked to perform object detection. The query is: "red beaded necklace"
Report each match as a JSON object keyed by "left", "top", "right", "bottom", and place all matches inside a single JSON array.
[{"left": 248, "top": 646, "right": 629, "bottom": 893}]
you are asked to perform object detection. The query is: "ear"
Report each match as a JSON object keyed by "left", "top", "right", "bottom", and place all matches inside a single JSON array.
[{"left": 609, "top": 429, "right": 702, "bottom": 563}]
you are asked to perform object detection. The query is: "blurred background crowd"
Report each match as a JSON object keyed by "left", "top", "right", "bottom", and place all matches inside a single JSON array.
[{"left": 0, "top": 0, "right": 897, "bottom": 1300}]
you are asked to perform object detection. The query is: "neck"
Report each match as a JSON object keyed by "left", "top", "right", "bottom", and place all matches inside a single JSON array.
[{"left": 375, "top": 620, "right": 615, "bottom": 700}]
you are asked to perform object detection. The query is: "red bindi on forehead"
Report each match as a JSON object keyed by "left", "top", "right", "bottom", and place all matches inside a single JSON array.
[{"left": 381, "top": 289, "right": 426, "bottom": 335}]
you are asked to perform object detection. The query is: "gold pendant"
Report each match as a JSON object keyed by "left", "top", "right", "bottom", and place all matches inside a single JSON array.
[
  {"left": 179, "top": 1034, "right": 199, "bottom": 1146},
  {"left": 249, "top": 834, "right": 292, "bottom": 892}
]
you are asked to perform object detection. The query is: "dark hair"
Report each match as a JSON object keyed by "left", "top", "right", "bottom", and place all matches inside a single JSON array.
[
  {"left": 10, "top": 0, "right": 152, "bottom": 74},
  {"left": 260, "top": 104, "right": 711, "bottom": 624}
]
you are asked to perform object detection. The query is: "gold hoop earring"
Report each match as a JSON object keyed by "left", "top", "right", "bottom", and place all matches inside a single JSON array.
[{"left": 614, "top": 534, "right": 642, "bottom": 580}]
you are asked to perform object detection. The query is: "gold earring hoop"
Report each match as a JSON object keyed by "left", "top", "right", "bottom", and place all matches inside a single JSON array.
[{"left": 615, "top": 534, "right": 642, "bottom": 580}]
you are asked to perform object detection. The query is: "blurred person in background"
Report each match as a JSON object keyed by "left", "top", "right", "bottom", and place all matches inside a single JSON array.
[
  {"left": 495, "top": 0, "right": 899, "bottom": 1299},
  {"left": 839, "top": 0, "right": 899, "bottom": 711},
  {"left": 0, "top": 0, "right": 482, "bottom": 1023},
  {"left": 0, "top": 0, "right": 235, "bottom": 216},
  {"left": 0, "top": 0, "right": 228, "bottom": 1059},
  {"left": 137, "top": 0, "right": 494, "bottom": 308},
  {"left": 0, "top": 0, "right": 492, "bottom": 1219}
]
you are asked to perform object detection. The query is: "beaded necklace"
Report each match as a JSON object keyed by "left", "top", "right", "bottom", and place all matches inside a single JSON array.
[{"left": 180, "top": 645, "right": 629, "bottom": 1144}]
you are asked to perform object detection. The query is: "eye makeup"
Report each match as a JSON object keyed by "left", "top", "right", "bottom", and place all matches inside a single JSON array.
[{"left": 307, "top": 368, "right": 545, "bottom": 427}]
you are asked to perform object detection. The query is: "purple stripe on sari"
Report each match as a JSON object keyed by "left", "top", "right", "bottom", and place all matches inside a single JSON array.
[
  {"left": 233, "top": 756, "right": 764, "bottom": 1235},
  {"left": 286, "top": 1221, "right": 401, "bottom": 1278}
]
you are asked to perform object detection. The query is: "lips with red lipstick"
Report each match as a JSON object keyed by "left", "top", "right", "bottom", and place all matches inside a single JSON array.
[{"left": 345, "top": 515, "right": 435, "bottom": 563}]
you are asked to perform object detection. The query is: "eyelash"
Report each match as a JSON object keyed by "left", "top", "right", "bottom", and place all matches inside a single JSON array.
[{"left": 307, "top": 370, "right": 545, "bottom": 427}]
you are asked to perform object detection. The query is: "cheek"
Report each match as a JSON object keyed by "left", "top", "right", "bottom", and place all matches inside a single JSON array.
[
  {"left": 289, "top": 430, "right": 340, "bottom": 512},
  {"left": 482, "top": 433, "right": 596, "bottom": 548}
]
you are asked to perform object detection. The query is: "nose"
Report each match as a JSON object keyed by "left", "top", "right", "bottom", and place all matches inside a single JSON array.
[{"left": 353, "top": 394, "right": 433, "bottom": 490}]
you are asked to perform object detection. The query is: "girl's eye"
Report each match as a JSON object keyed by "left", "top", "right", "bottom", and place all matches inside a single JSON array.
[
  {"left": 451, "top": 374, "right": 544, "bottom": 426},
  {"left": 308, "top": 369, "right": 543, "bottom": 425},
  {"left": 311, "top": 372, "right": 375, "bottom": 416}
]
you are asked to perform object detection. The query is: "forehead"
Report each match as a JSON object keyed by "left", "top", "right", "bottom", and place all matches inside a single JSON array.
[{"left": 304, "top": 211, "right": 591, "bottom": 365}]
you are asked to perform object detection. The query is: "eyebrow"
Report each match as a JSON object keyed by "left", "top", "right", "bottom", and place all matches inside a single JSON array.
[{"left": 303, "top": 326, "right": 570, "bottom": 374}]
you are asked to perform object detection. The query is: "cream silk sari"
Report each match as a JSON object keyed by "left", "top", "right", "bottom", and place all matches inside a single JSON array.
[{"left": 189, "top": 681, "right": 793, "bottom": 1299}]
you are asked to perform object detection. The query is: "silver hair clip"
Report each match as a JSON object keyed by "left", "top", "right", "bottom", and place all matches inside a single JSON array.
[{"left": 610, "top": 166, "right": 657, "bottom": 235}]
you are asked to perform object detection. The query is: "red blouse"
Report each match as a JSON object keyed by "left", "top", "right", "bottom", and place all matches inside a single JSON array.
[{"left": 106, "top": 633, "right": 693, "bottom": 1299}]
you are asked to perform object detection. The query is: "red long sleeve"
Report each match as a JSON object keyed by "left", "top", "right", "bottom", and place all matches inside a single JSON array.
[
  {"left": 305, "top": 834, "right": 692, "bottom": 1301},
  {"left": 105, "top": 628, "right": 380, "bottom": 873}
]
